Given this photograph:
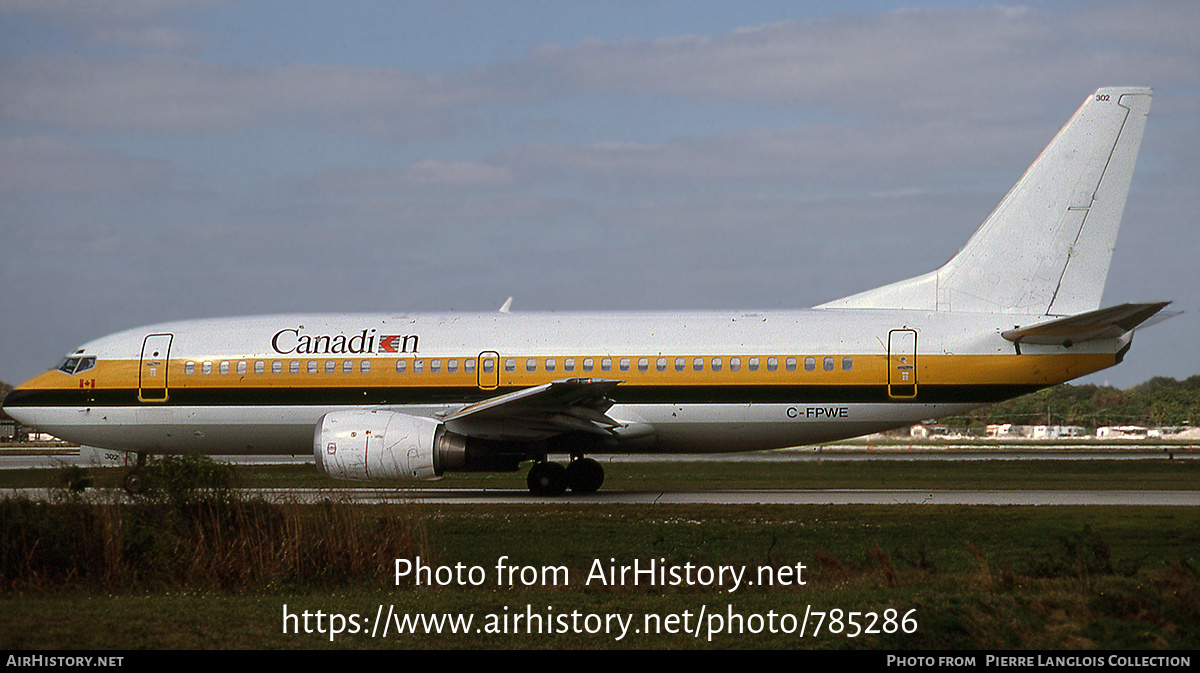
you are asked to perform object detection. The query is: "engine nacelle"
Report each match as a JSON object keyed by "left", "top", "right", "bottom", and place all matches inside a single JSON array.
[
  {"left": 314, "top": 410, "right": 525, "bottom": 482},
  {"left": 314, "top": 410, "right": 448, "bottom": 481}
]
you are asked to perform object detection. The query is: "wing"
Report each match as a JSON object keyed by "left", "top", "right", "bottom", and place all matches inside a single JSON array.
[
  {"left": 441, "top": 377, "right": 623, "bottom": 441},
  {"left": 1001, "top": 302, "right": 1173, "bottom": 347}
]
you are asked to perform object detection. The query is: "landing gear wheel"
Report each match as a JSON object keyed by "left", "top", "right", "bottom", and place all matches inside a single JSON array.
[
  {"left": 123, "top": 470, "right": 144, "bottom": 495},
  {"left": 566, "top": 457, "right": 604, "bottom": 494},
  {"left": 526, "top": 461, "right": 568, "bottom": 496}
]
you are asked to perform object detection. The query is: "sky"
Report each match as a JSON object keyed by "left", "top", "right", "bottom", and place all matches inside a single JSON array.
[{"left": 1, "top": 1, "right": 1197, "bottom": 389}]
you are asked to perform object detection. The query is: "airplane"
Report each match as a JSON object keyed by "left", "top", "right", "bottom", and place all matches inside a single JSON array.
[{"left": 2, "top": 87, "right": 1170, "bottom": 495}]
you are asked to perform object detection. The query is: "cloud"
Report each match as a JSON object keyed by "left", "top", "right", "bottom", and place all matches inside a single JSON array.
[
  {"left": 311, "top": 160, "right": 516, "bottom": 192},
  {"left": 3, "top": 4, "right": 1195, "bottom": 138},
  {"left": 494, "top": 117, "right": 1041, "bottom": 197},
  {"left": 2, "top": 0, "right": 215, "bottom": 51},
  {"left": 0, "top": 54, "right": 515, "bottom": 134},
  {"left": 0, "top": 136, "right": 171, "bottom": 195},
  {"left": 526, "top": 4, "right": 1199, "bottom": 118},
  {"left": 87, "top": 24, "right": 206, "bottom": 51},
  {"left": 2, "top": 1, "right": 1196, "bottom": 390}
]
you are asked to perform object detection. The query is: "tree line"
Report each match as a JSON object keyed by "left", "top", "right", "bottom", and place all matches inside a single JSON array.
[{"left": 951, "top": 375, "right": 1200, "bottom": 430}]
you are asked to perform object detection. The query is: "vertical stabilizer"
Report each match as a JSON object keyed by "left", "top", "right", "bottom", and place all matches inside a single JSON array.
[{"left": 820, "top": 87, "right": 1151, "bottom": 315}]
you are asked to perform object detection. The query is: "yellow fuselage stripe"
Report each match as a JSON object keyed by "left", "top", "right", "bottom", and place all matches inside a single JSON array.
[{"left": 22, "top": 352, "right": 1116, "bottom": 392}]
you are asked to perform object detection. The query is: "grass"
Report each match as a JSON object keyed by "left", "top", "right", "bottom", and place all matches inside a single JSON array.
[
  {"left": 1, "top": 455, "right": 1198, "bottom": 649},
  {"left": 0, "top": 457, "right": 429, "bottom": 594},
  {"left": 2, "top": 499, "right": 1198, "bottom": 649}
]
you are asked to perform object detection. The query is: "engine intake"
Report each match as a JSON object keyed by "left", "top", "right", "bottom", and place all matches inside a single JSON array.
[{"left": 314, "top": 410, "right": 522, "bottom": 481}]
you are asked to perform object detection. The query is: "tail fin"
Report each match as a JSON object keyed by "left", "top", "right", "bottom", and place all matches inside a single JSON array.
[{"left": 820, "top": 87, "right": 1152, "bottom": 316}]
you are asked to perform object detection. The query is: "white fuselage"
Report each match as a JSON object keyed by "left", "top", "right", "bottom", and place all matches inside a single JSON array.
[{"left": 4, "top": 307, "right": 1123, "bottom": 455}]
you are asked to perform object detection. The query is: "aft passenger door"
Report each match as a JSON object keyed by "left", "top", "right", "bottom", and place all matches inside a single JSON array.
[
  {"left": 139, "top": 333, "right": 173, "bottom": 402},
  {"left": 888, "top": 329, "right": 917, "bottom": 398}
]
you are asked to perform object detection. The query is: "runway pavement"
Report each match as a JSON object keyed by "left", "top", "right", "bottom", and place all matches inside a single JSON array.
[
  {"left": 3, "top": 444, "right": 1197, "bottom": 506},
  {"left": 2, "top": 445, "right": 1197, "bottom": 470},
  {"left": 2, "top": 486, "right": 1198, "bottom": 506}
]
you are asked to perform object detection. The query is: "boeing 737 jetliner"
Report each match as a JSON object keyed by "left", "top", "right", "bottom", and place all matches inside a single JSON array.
[{"left": 3, "top": 88, "right": 1168, "bottom": 495}]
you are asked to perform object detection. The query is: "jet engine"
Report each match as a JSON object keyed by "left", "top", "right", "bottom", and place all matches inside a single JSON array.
[{"left": 314, "top": 410, "right": 522, "bottom": 481}]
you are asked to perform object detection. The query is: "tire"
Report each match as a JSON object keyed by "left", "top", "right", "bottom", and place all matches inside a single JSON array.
[
  {"left": 526, "top": 461, "right": 568, "bottom": 496},
  {"left": 566, "top": 457, "right": 604, "bottom": 494},
  {"left": 123, "top": 470, "right": 144, "bottom": 495}
]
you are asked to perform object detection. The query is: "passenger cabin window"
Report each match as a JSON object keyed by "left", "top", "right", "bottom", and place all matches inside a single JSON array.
[
  {"left": 360, "top": 360, "right": 370, "bottom": 373},
  {"left": 712, "top": 357, "right": 722, "bottom": 371},
  {"left": 545, "top": 358, "right": 555, "bottom": 372},
  {"left": 343, "top": 360, "right": 354, "bottom": 374},
  {"left": 185, "top": 361, "right": 195, "bottom": 375},
  {"left": 202, "top": 361, "right": 213, "bottom": 375},
  {"left": 601, "top": 358, "right": 612, "bottom": 372},
  {"left": 464, "top": 359, "right": 475, "bottom": 373},
  {"left": 413, "top": 359, "right": 424, "bottom": 373},
  {"left": 564, "top": 358, "right": 575, "bottom": 372},
  {"left": 804, "top": 357, "right": 816, "bottom": 371},
  {"left": 749, "top": 357, "right": 759, "bottom": 371},
  {"left": 272, "top": 361, "right": 282, "bottom": 374},
  {"left": 693, "top": 357, "right": 704, "bottom": 372},
  {"left": 842, "top": 357, "right": 853, "bottom": 371},
  {"left": 220, "top": 361, "right": 230, "bottom": 375},
  {"left": 824, "top": 356, "right": 835, "bottom": 372},
  {"left": 730, "top": 357, "right": 741, "bottom": 372},
  {"left": 785, "top": 357, "right": 797, "bottom": 371},
  {"left": 619, "top": 358, "right": 630, "bottom": 372},
  {"left": 583, "top": 358, "right": 594, "bottom": 372},
  {"left": 675, "top": 357, "right": 685, "bottom": 372},
  {"left": 307, "top": 361, "right": 318, "bottom": 375},
  {"left": 766, "top": 357, "right": 778, "bottom": 372},
  {"left": 526, "top": 358, "right": 537, "bottom": 373},
  {"left": 237, "top": 361, "right": 247, "bottom": 375},
  {"left": 396, "top": 360, "right": 408, "bottom": 373},
  {"left": 289, "top": 361, "right": 300, "bottom": 374},
  {"left": 431, "top": 359, "right": 442, "bottom": 373},
  {"left": 505, "top": 358, "right": 516, "bottom": 373},
  {"left": 656, "top": 357, "right": 667, "bottom": 372},
  {"left": 326, "top": 361, "right": 336, "bottom": 374},
  {"left": 448, "top": 359, "right": 459, "bottom": 373}
]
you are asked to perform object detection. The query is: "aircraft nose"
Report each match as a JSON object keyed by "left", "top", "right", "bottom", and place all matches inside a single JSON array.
[
  {"left": 3, "top": 381, "right": 24, "bottom": 407},
  {"left": 2, "top": 375, "right": 46, "bottom": 421},
  {"left": 2, "top": 383, "right": 28, "bottom": 425}
]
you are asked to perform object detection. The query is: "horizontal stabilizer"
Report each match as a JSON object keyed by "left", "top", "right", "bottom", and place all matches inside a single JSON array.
[{"left": 1001, "top": 302, "right": 1171, "bottom": 346}]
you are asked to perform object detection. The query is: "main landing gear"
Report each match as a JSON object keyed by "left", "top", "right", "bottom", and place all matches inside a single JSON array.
[
  {"left": 526, "top": 456, "right": 604, "bottom": 496},
  {"left": 122, "top": 452, "right": 148, "bottom": 494}
]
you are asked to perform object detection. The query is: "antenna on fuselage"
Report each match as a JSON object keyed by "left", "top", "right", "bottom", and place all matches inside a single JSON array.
[{"left": 499, "top": 297, "right": 513, "bottom": 313}]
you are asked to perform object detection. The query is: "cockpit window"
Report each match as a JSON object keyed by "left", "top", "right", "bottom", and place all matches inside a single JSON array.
[{"left": 56, "top": 356, "right": 96, "bottom": 375}]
